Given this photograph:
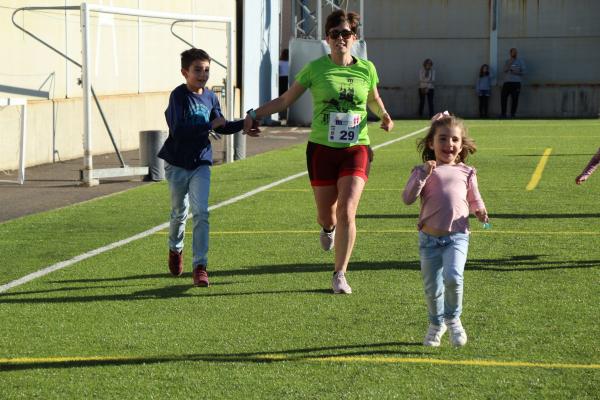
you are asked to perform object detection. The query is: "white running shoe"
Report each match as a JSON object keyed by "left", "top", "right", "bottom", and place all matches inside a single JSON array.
[
  {"left": 332, "top": 272, "right": 352, "bottom": 294},
  {"left": 423, "top": 323, "right": 447, "bottom": 347},
  {"left": 319, "top": 227, "right": 335, "bottom": 251},
  {"left": 446, "top": 318, "right": 468, "bottom": 347}
]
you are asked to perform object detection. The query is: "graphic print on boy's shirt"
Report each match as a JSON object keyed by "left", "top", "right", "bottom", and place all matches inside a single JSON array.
[{"left": 185, "top": 101, "right": 210, "bottom": 126}]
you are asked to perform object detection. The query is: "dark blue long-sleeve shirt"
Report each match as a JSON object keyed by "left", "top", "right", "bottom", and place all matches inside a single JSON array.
[{"left": 158, "top": 84, "right": 243, "bottom": 169}]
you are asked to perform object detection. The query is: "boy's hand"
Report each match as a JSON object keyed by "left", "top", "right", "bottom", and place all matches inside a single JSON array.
[
  {"left": 243, "top": 115, "right": 261, "bottom": 137},
  {"left": 211, "top": 116, "right": 226, "bottom": 130},
  {"left": 475, "top": 208, "right": 489, "bottom": 223},
  {"left": 380, "top": 113, "right": 394, "bottom": 132},
  {"left": 424, "top": 160, "right": 436, "bottom": 176}
]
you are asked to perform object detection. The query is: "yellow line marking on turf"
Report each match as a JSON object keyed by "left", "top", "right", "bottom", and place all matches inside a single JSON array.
[
  {"left": 526, "top": 148, "right": 552, "bottom": 191},
  {"left": 154, "top": 229, "right": 416, "bottom": 235},
  {"left": 1, "top": 354, "right": 598, "bottom": 370},
  {"left": 152, "top": 229, "right": 600, "bottom": 236},
  {"left": 306, "top": 355, "right": 600, "bottom": 370}
]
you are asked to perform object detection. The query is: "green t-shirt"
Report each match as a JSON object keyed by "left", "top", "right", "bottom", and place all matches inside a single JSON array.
[{"left": 295, "top": 55, "right": 379, "bottom": 148}]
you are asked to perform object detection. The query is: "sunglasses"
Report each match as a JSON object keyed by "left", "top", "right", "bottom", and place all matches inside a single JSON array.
[{"left": 328, "top": 29, "right": 354, "bottom": 39}]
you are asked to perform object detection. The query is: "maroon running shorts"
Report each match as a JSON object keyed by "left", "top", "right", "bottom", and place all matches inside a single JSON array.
[{"left": 306, "top": 142, "right": 372, "bottom": 186}]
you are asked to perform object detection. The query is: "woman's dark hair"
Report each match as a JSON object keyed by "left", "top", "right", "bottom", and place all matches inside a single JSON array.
[
  {"left": 479, "top": 64, "right": 490, "bottom": 77},
  {"left": 325, "top": 10, "right": 360, "bottom": 36},
  {"left": 180, "top": 48, "right": 211, "bottom": 70},
  {"left": 423, "top": 58, "right": 433, "bottom": 67},
  {"left": 417, "top": 114, "right": 477, "bottom": 163}
]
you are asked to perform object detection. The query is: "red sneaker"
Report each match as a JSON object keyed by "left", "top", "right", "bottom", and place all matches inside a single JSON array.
[
  {"left": 168, "top": 249, "right": 183, "bottom": 276},
  {"left": 192, "top": 266, "right": 209, "bottom": 287}
]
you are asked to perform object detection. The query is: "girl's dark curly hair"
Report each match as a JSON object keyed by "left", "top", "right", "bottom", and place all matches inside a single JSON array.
[{"left": 417, "top": 114, "right": 477, "bottom": 163}]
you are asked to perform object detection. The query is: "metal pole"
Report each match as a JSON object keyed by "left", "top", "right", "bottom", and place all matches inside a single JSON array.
[
  {"left": 137, "top": 0, "right": 141, "bottom": 93},
  {"left": 359, "top": 0, "right": 364, "bottom": 38},
  {"left": 489, "top": 0, "right": 499, "bottom": 85},
  {"left": 18, "top": 102, "right": 27, "bottom": 185},
  {"left": 81, "top": 3, "right": 95, "bottom": 186},
  {"left": 317, "top": 0, "right": 322, "bottom": 39},
  {"left": 90, "top": 87, "right": 126, "bottom": 167},
  {"left": 226, "top": 20, "right": 235, "bottom": 163}
]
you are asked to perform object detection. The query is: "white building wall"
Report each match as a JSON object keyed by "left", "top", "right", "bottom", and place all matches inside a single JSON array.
[
  {"left": 0, "top": 0, "right": 237, "bottom": 171},
  {"left": 363, "top": 0, "right": 600, "bottom": 118}
]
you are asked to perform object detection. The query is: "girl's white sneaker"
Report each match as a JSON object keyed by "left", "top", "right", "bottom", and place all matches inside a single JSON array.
[
  {"left": 423, "top": 323, "right": 447, "bottom": 346},
  {"left": 446, "top": 318, "right": 468, "bottom": 347}
]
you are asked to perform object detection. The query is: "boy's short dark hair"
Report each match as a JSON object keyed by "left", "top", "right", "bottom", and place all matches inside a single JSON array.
[{"left": 181, "top": 48, "right": 211, "bottom": 70}]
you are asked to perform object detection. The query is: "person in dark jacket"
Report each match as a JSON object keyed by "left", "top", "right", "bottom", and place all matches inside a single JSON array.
[{"left": 158, "top": 48, "right": 251, "bottom": 287}]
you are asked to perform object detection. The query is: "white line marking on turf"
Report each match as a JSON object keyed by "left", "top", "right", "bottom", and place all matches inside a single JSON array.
[
  {"left": 371, "top": 126, "right": 428, "bottom": 150},
  {"left": 0, "top": 127, "right": 427, "bottom": 293}
]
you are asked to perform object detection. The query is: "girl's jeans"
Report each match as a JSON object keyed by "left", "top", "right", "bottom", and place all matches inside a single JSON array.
[
  {"left": 165, "top": 162, "right": 211, "bottom": 267},
  {"left": 418, "top": 231, "right": 470, "bottom": 326}
]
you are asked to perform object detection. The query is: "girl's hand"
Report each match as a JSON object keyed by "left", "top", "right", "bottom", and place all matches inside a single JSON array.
[
  {"left": 380, "top": 113, "right": 394, "bottom": 132},
  {"left": 424, "top": 160, "right": 436, "bottom": 176},
  {"left": 575, "top": 174, "right": 587, "bottom": 185},
  {"left": 475, "top": 208, "right": 489, "bottom": 223}
]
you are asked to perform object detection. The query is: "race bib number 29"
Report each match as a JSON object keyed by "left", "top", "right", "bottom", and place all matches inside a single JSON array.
[{"left": 328, "top": 112, "right": 361, "bottom": 144}]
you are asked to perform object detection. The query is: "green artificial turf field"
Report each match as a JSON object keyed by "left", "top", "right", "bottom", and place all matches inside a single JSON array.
[{"left": 1, "top": 120, "right": 599, "bottom": 399}]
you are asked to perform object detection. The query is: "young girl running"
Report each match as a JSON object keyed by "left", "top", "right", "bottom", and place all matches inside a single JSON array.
[{"left": 403, "top": 111, "right": 488, "bottom": 347}]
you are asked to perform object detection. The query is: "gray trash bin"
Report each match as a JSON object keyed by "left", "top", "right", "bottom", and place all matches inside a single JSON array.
[{"left": 139, "top": 130, "right": 168, "bottom": 181}]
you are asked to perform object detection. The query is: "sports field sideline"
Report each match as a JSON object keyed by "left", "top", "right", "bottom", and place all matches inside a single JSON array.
[{"left": 1, "top": 119, "right": 599, "bottom": 398}]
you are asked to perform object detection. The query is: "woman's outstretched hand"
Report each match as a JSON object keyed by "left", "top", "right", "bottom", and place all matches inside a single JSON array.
[{"left": 243, "top": 114, "right": 261, "bottom": 137}]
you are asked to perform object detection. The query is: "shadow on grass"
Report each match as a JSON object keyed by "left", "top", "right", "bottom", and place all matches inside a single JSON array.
[
  {"left": 468, "top": 254, "right": 600, "bottom": 272},
  {"left": 0, "top": 285, "right": 334, "bottom": 304},
  {"left": 2, "top": 256, "right": 597, "bottom": 304},
  {"left": 358, "top": 213, "right": 600, "bottom": 219},
  {"left": 0, "top": 341, "right": 423, "bottom": 371},
  {"left": 48, "top": 260, "right": 421, "bottom": 285}
]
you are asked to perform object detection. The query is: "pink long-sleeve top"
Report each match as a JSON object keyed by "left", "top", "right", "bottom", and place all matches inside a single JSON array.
[
  {"left": 579, "top": 148, "right": 600, "bottom": 179},
  {"left": 402, "top": 163, "right": 486, "bottom": 234}
]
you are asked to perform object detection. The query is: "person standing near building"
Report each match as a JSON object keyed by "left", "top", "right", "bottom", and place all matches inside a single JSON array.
[
  {"left": 418, "top": 59, "right": 435, "bottom": 118},
  {"left": 476, "top": 64, "right": 493, "bottom": 118},
  {"left": 278, "top": 49, "right": 290, "bottom": 119},
  {"left": 500, "top": 48, "right": 526, "bottom": 118},
  {"left": 279, "top": 49, "right": 289, "bottom": 97}
]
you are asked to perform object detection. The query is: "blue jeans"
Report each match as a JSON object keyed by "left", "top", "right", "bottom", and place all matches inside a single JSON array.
[
  {"left": 419, "top": 231, "right": 470, "bottom": 326},
  {"left": 165, "top": 162, "right": 211, "bottom": 267}
]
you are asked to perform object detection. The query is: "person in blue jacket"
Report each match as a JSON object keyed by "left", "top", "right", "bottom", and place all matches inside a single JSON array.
[{"left": 158, "top": 48, "right": 251, "bottom": 287}]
